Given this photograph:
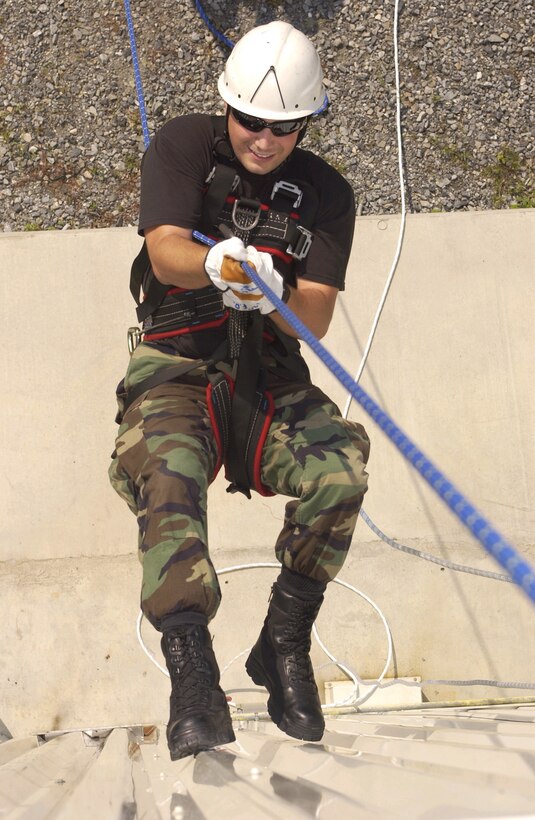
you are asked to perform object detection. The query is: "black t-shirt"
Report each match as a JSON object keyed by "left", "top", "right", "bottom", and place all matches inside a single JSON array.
[{"left": 139, "top": 114, "right": 355, "bottom": 291}]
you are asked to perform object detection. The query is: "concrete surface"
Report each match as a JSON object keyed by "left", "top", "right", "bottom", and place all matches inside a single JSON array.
[{"left": 1, "top": 210, "right": 534, "bottom": 736}]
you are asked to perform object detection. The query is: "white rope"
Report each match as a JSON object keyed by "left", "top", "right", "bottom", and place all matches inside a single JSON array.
[{"left": 342, "top": 0, "right": 406, "bottom": 416}]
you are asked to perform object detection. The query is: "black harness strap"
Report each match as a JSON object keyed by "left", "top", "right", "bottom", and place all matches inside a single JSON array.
[
  {"left": 119, "top": 359, "right": 208, "bottom": 420},
  {"left": 224, "top": 311, "right": 264, "bottom": 498},
  {"left": 198, "top": 117, "right": 239, "bottom": 232},
  {"left": 130, "top": 241, "right": 168, "bottom": 324},
  {"left": 119, "top": 340, "right": 228, "bottom": 419},
  {"left": 203, "top": 162, "right": 238, "bottom": 229},
  {"left": 205, "top": 368, "right": 233, "bottom": 481}
]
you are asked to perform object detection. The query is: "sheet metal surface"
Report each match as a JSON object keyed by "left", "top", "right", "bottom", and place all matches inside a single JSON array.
[{"left": 1, "top": 704, "right": 534, "bottom": 818}]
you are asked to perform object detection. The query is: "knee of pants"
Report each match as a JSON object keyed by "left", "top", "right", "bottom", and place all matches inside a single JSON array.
[
  {"left": 109, "top": 456, "right": 139, "bottom": 516},
  {"left": 303, "top": 441, "right": 369, "bottom": 500},
  {"left": 136, "top": 460, "right": 209, "bottom": 554},
  {"left": 140, "top": 541, "right": 221, "bottom": 627}
]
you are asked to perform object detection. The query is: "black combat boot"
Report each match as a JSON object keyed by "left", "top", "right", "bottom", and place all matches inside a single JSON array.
[
  {"left": 160, "top": 615, "right": 235, "bottom": 760},
  {"left": 245, "top": 568, "right": 326, "bottom": 742}
]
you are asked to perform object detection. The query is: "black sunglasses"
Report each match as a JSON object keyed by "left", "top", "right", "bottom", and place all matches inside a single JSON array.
[{"left": 230, "top": 107, "right": 306, "bottom": 137}]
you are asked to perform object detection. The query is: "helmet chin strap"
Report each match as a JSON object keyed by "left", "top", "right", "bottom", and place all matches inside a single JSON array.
[
  {"left": 211, "top": 108, "right": 236, "bottom": 163},
  {"left": 296, "top": 119, "right": 309, "bottom": 145}
]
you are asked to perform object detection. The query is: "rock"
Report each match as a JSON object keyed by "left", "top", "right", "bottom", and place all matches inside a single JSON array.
[{"left": 0, "top": 0, "right": 532, "bottom": 229}]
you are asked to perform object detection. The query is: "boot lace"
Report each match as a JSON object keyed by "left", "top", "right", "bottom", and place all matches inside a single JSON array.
[
  {"left": 281, "top": 600, "right": 320, "bottom": 686},
  {"left": 167, "top": 631, "right": 213, "bottom": 710}
]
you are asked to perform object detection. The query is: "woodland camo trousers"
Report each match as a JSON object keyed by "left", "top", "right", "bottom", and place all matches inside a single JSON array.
[{"left": 109, "top": 343, "right": 370, "bottom": 629}]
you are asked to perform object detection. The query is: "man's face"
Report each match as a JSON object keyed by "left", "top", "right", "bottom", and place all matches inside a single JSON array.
[{"left": 227, "top": 108, "right": 302, "bottom": 175}]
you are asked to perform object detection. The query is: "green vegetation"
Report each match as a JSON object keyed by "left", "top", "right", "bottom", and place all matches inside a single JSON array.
[
  {"left": 326, "top": 155, "right": 348, "bottom": 175},
  {"left": 510, "top": 192, "right": 535, "bottom": 208},
  {"left": 127, "top": 109, "right": 143, "bottom": 136},
  {"left": 430, "top": 136, "right": 472, "bottom": 170},
  {"left": 124, "top": 152, "right": 139, "bottom": 171},
  {"left": 483, "top": 146, "right": 534, "bottom": 208},
  {"left": 304, "top": 123, "right": 323, "bottom": 147}
]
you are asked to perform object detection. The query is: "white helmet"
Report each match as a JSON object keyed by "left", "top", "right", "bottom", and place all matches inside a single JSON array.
[{"left": 217, "top": 21, "right": 327, "bottom": 120}]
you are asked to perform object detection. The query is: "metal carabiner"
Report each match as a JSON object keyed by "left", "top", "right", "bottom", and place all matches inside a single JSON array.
[
  {"left": 127, "top": 326, "right": 143, "bottom": 355},
  {"left": 287, "top": 225, "right": 314, "bottom": 260},
  {"left": 232, "top": 197, "right": 262, "bottom": 232}
]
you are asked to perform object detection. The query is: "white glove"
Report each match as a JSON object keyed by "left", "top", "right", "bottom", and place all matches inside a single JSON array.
[
  {"left": 205, "top": 239, "right": 286, "bottom": 314},
  {"left": 204, "top": 236, "right": 249, "bottom": 292},
  {"left": 204, "top": 236, "right": 265, "bottom": 313},
  {"left": 244, "top": 246, "right": 285, "bottom": 315}
]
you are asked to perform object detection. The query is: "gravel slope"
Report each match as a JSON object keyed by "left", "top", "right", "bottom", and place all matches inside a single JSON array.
[{"left": 1, "top": 0, "right": 533, "bottom": 231}]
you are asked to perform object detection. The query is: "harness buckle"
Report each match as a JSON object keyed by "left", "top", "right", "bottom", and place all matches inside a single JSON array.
[
  {"left": 271, "top": 180, "right": 303, "bottom": 208},
  {"left": 127, "top": 326, "right": 143, "bottom": 355},
  {"left": 287, "top": 225, "right": 313, "bottom": 260},
  {"left": 232, "top": 197, "right": 262, "bottom": 231}
]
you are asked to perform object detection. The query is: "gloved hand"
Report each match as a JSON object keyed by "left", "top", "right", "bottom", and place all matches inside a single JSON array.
[
  {"left": 204, "top": 236, "right": 264, "bottom": 312},
  {"left": 204, "top": 236, "right": 249, "bottom": 291},
  {"left": 243, "top": 246, "right": 285, "bottom": 315},
  {"left": 205, "top": 238, "right": 286, "bottom": 313}
]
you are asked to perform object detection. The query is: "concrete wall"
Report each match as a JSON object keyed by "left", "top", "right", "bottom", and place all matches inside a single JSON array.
[{"left": 1, "top": 210, "right": 534, "bottom": 736}]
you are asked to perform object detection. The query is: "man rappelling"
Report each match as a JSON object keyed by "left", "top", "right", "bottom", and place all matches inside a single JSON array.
[{"left": 110, "top": 20, "right": 370, "bottom": 761}]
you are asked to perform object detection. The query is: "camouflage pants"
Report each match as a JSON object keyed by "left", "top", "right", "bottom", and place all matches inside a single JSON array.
[{"left": 109, "top": 344, "right": 370, "bottom": 628}]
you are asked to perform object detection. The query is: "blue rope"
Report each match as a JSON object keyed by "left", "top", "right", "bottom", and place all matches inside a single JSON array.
[
  {"left": 193, "top": 230, "right": 535, "bottom": 606},
  {"left": 194, "top": 0, "right": 235, "bottom": 50},
  {"left": 123, "top": 0, "right": 151, "bottom": 149}
]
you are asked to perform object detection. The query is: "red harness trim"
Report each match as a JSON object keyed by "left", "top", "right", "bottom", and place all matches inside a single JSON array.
[
  {"left": 203, "top": 233, "right": 293, "bottom": 266},
  {"left": 255, "top": 245, "right": 293, "bottom": 265},
  {"left": 253, "top": 390, "right": 276, "bottom": 497},
  {"left": 144, "top": 314, "right": 228, "bottom": 341},
  {"left": 206, "top": 374, "right": 234, "bottom": 481}
]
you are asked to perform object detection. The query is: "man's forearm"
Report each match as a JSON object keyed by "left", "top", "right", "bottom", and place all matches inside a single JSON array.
[
  {"left": 268, "top": 283, "right": 337, "bottom": 340},
  {"left": 146, "top": 230, "right": 210, "bottom": 289},
  {"left": 145, "top": 227, "right": 338, "bottom": 340}
]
